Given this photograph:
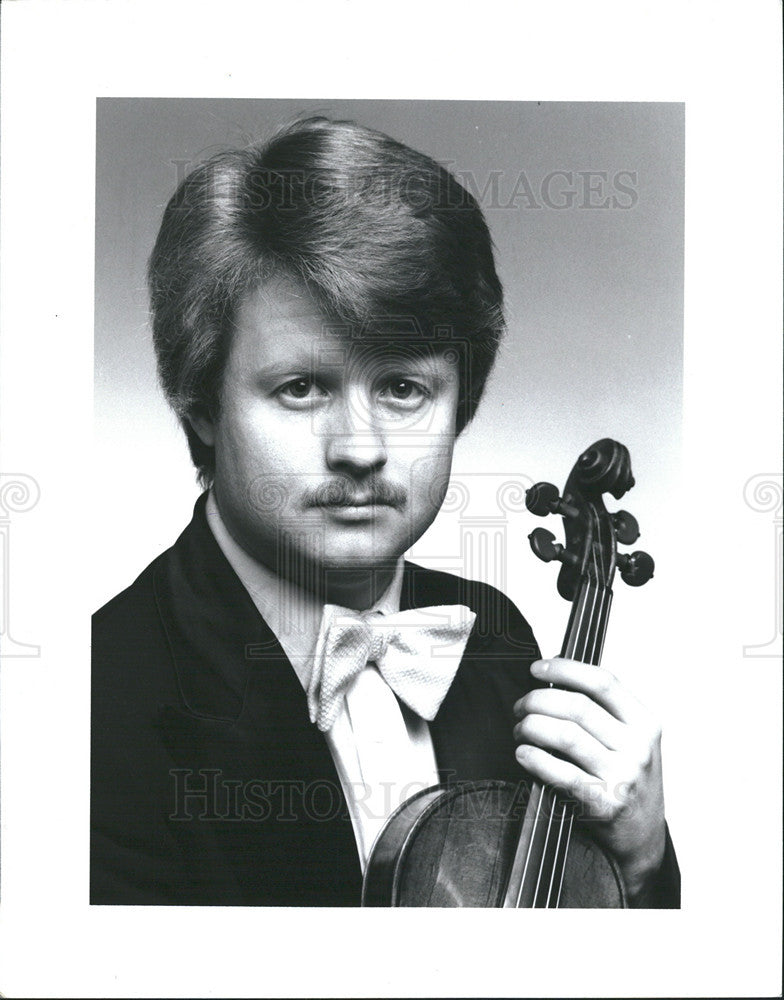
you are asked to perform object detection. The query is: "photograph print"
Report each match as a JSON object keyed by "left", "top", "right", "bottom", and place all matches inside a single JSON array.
[{"left": 91, "top": 98, "right": 684, "bottom": 909}]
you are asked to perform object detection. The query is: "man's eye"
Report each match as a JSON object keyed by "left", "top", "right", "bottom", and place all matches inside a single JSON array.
[
  {"left": 284, "top": 378, "right": 313, "bottom": 398},
  {"left": 380, "top": 378, "right": 428, "bottom": 405},
  {"left": 276, "top": 378, "right": 326, "bottom": 404}
]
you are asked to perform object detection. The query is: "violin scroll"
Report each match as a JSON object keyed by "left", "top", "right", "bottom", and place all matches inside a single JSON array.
[
  {"left": 525, "top": 439, "right": 654, "bottom": 600},
  {"left": 573, "top": 438, "right": 636, "bottom": 500}
]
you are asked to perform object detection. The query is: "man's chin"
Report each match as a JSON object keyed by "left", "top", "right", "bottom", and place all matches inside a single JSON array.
[
  {"left": 280, "top": 542, "right": 403, "bottom": 607},
  {"left": 318, "top": 546, "right": 403, "bottom": 573}
]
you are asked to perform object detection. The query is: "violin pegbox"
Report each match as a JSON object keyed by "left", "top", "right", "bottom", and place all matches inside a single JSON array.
[{"left": 525, "top": 439, "right": 654, "bottom": 601}]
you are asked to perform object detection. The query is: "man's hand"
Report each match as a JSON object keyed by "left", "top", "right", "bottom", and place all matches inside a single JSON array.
[{"left": 512, "top": 656, "right": 666, "bottom": 904}]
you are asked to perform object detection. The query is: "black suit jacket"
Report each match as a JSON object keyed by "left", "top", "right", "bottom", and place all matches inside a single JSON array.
[{"left": 91, "top": 494, "right": 679, "bottom": 906}]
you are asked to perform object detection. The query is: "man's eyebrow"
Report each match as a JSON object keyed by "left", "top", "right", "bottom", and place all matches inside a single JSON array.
[
  {"left": 250, "top": 351, "right": 342, "bottom": 378},
  {"left": 367, "top": 349, "right": 457, "bottom": 369},
  {"left": 252, "top": 360, "right": 314, "bottom": 378}
]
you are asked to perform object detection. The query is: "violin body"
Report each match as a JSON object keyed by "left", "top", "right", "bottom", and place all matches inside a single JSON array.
[{"left": 362, "top": 780, "right": 626, "bottom": 907}]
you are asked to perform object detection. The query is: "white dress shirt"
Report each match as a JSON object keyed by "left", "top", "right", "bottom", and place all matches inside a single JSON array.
[{"left": 205, "top": 491, "right": 442, "bottom": 869}]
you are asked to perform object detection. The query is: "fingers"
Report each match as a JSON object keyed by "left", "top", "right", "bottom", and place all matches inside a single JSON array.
[
  {"left": 511, "top": 657, "right": 664, "bottom": 826},
  {"left": 514, "top": 744, "right": 619, "bottom": 821},
  {"left": 514, "top": 712, "right": 612, "bottom": 782},
  {"left": 523, "top": 657, "right": 647, "bottom": 725},
  {"left": 513, "top": 687, "right": 627, "bottom": 751},
  {"left": 513, "top": 727, "right": 657, "bottom": 823}
]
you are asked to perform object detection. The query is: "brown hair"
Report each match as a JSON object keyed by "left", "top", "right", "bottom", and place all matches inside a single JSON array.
[{"left": 148, "top": 116, "right": 505, "bottom": 485}]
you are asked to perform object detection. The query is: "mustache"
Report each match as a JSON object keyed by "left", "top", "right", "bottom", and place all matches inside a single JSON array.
[{"left": 304, "top": 480, "right": 407, "bottom": 509}]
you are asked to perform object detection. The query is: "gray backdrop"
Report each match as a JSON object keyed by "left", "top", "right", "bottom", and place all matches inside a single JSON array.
[{"left": 94, "top": 99, "right": 683, "bottom": 671}]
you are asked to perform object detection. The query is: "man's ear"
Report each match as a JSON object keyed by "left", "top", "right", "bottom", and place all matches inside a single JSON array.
[{"left": 187, "top": 409, "right": 216, "bottom": 447}]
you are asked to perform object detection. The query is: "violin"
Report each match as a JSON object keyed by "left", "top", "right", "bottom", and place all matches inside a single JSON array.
[{"left": 362, "top": 439, "right": 654, "bottom": 907}]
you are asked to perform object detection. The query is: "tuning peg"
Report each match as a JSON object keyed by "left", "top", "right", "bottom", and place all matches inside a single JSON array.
[
  {"left": 612, "top": 510, "right": 640, "bottom": 545},
  {"left": 526, "top": 482, "right": 579, "bottom": 519},
  {"left": 617, "top": 550, "right": 654, "bottom": 586},
  {"left": 528, "top": 528, "right": 579, "bottom": 566}
]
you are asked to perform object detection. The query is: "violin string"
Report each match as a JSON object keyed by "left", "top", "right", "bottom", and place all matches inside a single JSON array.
[
  {"left": 587, "top": 585, "right": 603, "bottom": 663},
  {"left": 528, "top": 573, "right": 599, "bottom": 907},
  {"left": 552, "top": 572, "right": 600, "bottom": 904},
  {"left": 532, "top": 587, "right": 581, "bottom": 907},
  {"left": 544, "top": 793, "right": 568, "bottom": 907},
  {"left": 514, "top": 782, "right": 545, "bottom": 907},
  {"left": 596, "top": 589, "right": 611, "bottom": 666},
  {"left": 590, "top": 514, "right": 609, "bottom": 665},
  {"left": 531, "top": 786, "right": 557, "bottom": 907},
  {"left": 570, "top": 575, "right": 590, "bottom": 659},
  {"left": 555, "top": 807, "right": 575, "bottom": 907},
  {"left": 528, "top": 580, "right": 590, "bottom": 906}
]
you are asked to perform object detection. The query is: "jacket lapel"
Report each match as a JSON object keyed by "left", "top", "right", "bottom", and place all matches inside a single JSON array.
[{"left": 150, "top": 495, "right": 362, "bottom": 901}]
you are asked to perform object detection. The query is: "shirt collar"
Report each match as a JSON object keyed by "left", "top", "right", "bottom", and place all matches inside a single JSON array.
[{"left": 204, "top": 490, "right": 404, "bottom": 684}]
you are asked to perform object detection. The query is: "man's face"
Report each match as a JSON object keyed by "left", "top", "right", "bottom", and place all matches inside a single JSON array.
[{"left": 191, "top": 277, "right": 460, "bottom": 594}]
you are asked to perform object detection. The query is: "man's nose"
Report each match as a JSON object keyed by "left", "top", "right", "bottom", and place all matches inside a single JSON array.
[{"left": 325, "top": 397, "right": 388, "bottom": 474}]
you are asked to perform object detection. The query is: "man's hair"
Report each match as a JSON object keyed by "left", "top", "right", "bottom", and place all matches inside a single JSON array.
[{"left": 148, "top": 116, "right": 505, "bottom": 485}]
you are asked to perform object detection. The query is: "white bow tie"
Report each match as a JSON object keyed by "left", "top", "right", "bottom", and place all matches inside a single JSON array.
[{"left": 308, "top": 604, "right": 477, "bottom": 732}]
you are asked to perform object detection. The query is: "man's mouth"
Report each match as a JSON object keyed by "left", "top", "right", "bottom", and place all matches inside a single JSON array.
[
  {"left": 318, "top": 500, "right": 393, "bottom": 523},
  {"left": 317, "top": 495, "right": 384, "bottom": 508},
  {"left": 306, "top": 481, "right": 407, "bottom": 510}
]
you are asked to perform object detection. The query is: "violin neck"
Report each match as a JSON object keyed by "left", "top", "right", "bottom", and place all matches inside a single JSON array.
[
  {"left": 502, "top": 577, "right": 614, "bottom": 907},
  {"left": 560, "top": 576, "right": 613, "bottom": 667}
]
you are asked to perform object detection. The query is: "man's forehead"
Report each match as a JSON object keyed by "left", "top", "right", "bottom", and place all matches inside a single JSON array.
[
  {"left": 234, "top": 277, "right": 456, "bottom": 361},
  {"left": 237, "top": 276, "right": 325, "bottom": 326}
]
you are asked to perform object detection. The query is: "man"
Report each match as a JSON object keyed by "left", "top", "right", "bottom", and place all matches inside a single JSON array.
[{"left": 91, "top": 116, "right": 679, "bottom": 907}]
